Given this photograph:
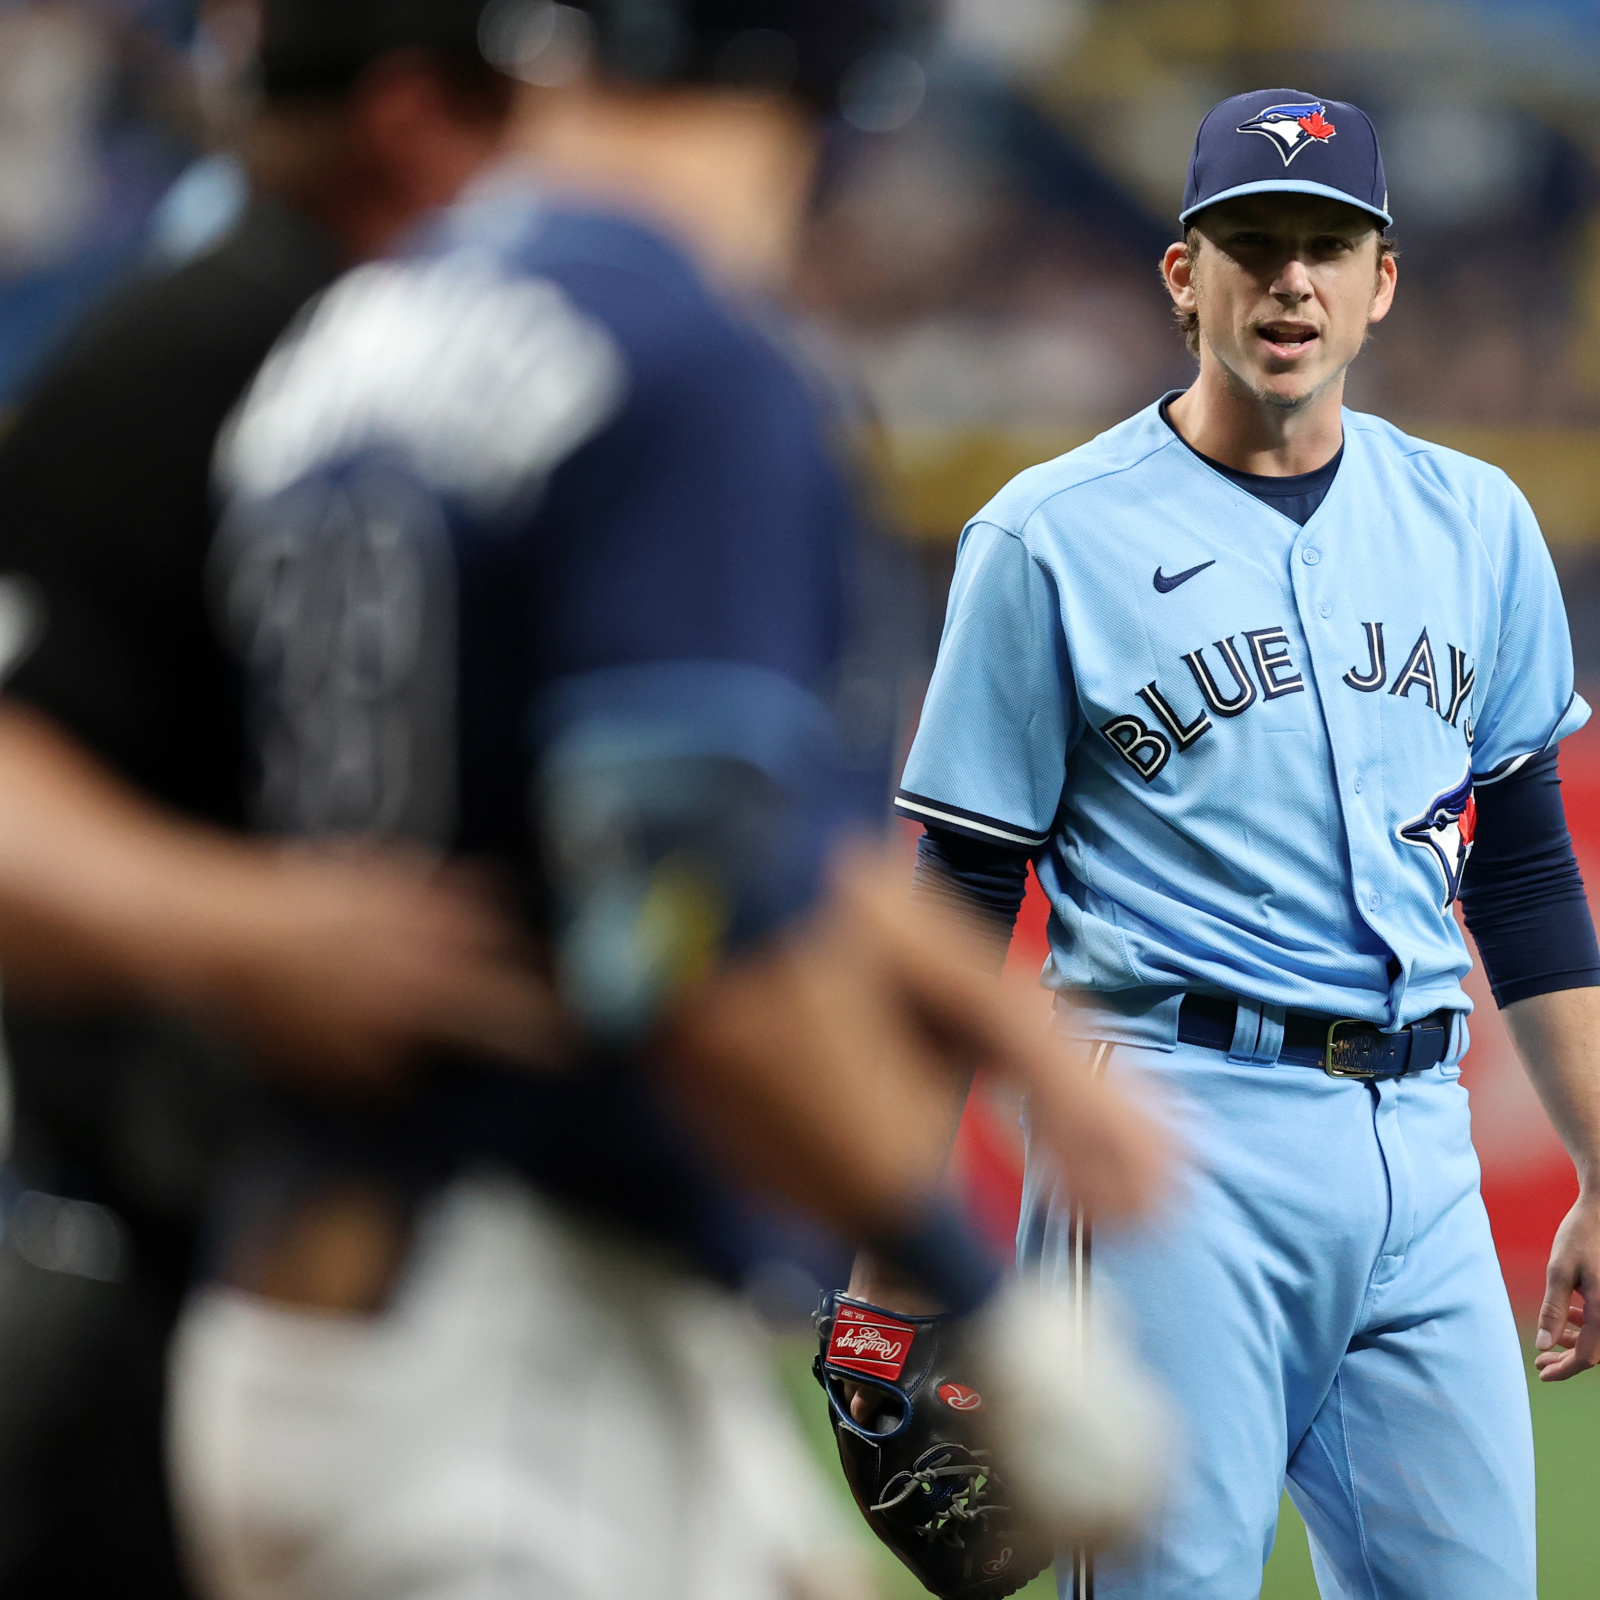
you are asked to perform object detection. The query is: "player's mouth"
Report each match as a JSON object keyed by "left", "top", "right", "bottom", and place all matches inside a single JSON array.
[{"left": 1255, "top": 321, "right": 1319, "bottom": 360}]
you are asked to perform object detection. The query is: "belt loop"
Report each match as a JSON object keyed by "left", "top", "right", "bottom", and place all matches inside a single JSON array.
[
  {"left": 1253, "top": 1003, "right": 1286, "bottom": 1065},
  {"left": 1226, "top": 999, "right": 1263, "bottom": 1063}
]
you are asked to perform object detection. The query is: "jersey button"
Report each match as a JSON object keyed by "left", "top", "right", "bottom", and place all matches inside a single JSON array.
[
  {"left": 1301, "top": 547, "right": 1321, "bottom": 565},
  {"left": 1368, "top": 891, "right": 1383, "bottom": 911},
  {"left": 1354, "top": 775, "right": 1364, "bottom": 793},
  {"left": 1318, "top": 601, "right": 1333, "bottom": 618}
]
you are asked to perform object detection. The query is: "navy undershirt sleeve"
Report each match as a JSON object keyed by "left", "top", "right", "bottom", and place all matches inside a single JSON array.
[
  {"left": 913, "top": 825, "right": 1030, "bottom": 945},
  {"left": 916, "top": 753, "right": 1600, "bottom": 1009},
  {"left": 1459, "top": 747, "right": 1600, "bottom": 1006}
]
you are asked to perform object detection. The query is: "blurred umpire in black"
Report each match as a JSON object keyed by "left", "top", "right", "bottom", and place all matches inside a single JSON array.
[{"left": 0, "top": 6, "right": 516, "bottom": 1592}]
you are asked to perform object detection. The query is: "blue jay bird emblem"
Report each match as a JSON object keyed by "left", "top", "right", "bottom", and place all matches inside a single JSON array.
[
  {"left": 1236, "top": 102, "right": 1338, "bottom": 165},
  {"left": 1397, "top": 768, "right": 1477, "bottom": 909}
]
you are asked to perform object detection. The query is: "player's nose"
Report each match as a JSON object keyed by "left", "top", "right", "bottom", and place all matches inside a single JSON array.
[{"left": 1271, "top": 256, "right": 1314, "bottom": 302}]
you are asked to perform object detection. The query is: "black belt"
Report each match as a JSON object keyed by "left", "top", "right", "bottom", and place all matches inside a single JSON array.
[{"left": 1177, "top": 995, "right": 1456, "bottom": 1079}]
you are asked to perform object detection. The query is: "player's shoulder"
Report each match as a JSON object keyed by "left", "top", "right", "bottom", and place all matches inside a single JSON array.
[
  {"left": 1343, "top": 409, "right": 1526, "bottom": 515},
  {"left": 217, "top": 187, "right": 630, "bottom": 508},
  {"left": 445, "top": 178, "right": 755, "bottom": 369},
  {"left": 219, "top": 180, "right": 797, "bottom": 509},
  {"left": 19, "top": 201, "right": 335, "bottom": 410},
  {"left": 967, "top": 403, "right": 1179, "bottom": 539}
]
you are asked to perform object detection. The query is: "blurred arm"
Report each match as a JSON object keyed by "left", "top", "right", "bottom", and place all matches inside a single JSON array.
[
  {"left": 838, "top": 828, "right": 1032, "bottom": 1311},
  {"left": 662, "top": 844, "right": 1166, "bottom": 1302},
  {"left": 0, "top": 700, "right": 563, "bottom": 1081}
]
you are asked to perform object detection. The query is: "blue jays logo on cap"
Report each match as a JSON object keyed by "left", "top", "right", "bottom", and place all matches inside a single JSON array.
[
  {"left": 1236, "top": 102, "right": 1337, "bottom": 166},
  {"left": 1398, "top": 768, "right": 1476, "bottom": 909},
  {"left": 1179, "top": 88, "right": 1391, "bottom": 229}
]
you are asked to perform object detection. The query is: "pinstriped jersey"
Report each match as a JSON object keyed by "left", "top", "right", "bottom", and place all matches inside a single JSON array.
[{"left": 897, "top": 400, "right": 1589, "bottom": 1026}]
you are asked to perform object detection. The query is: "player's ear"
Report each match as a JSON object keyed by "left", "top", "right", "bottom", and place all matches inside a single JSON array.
[
  {"left": 1162, "top": 240, "right": 1198, "bottom": 312},
  {"left": 1369, "top": 240, "right": 1398, "bottom": 326}
]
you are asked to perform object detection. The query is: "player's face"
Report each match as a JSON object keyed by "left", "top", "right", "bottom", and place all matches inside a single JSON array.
[{"left": 1174, "top": 195, "right": 1396, "bottom": 409}]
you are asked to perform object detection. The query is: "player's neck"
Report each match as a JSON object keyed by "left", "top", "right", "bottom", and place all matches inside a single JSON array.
[
  {"left": 511, "top": 83, "right": 817, "bottom": 295},
  {"left": 1166, "top": 359, "right": 1346, "bottom": 477}
]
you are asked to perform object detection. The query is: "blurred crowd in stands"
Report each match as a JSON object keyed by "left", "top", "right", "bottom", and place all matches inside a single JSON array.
[{"left": 6, "top": 0, "right": 1600, "bottom": 429}]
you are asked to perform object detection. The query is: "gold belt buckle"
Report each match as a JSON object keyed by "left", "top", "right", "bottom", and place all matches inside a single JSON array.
[{"left": 1325, "top": 1017, "right": 1380, "bottom": 1079}]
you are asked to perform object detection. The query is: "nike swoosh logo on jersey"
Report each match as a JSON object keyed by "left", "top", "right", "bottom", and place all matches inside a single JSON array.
[{"left": 1153, "top": 560, "right": 1216, "bottom": 593}]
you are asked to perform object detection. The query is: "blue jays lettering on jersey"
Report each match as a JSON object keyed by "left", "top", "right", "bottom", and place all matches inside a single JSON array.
[
  {"left": 211, "top": 181, "right": 902, "bottom": 1275},
  {"left": 896, "top": 398, "right": 1587, "bottom": 1031}
]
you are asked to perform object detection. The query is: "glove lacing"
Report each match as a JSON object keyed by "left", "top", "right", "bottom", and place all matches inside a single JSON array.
[{"left": 872, "top": 1450, "right": 1011, "bottom": 1546}]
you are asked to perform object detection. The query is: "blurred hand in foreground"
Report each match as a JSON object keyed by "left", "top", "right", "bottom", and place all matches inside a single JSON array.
[
  {"left": 168, "top": 843, "right": 569, "bottom": 1089},
  {"left": 0, "top": 703, "right": 566, "bottom": 1085}
]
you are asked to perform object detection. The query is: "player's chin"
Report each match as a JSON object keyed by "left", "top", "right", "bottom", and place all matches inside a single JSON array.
[{"left": 1246, "top": 365, "right": 1329, "bottom": 410}]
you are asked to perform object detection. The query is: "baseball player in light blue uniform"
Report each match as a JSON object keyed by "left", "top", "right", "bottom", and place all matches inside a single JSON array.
[{"left": 893, "top": 90, "right": 1600, "bottom": 1597}]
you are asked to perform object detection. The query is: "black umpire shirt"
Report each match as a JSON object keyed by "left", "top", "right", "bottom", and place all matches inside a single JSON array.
[{"left": 0, "top": 198, "right": 341, "bottom": 1285}]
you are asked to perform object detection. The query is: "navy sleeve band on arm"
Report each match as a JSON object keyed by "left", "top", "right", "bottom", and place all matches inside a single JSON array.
[
  {"left": 913, "top": 826, "right": 1030, "bottom": 946},
  {"left": 1460, "top": 747, "right": 1600, "bottom": 1006}
]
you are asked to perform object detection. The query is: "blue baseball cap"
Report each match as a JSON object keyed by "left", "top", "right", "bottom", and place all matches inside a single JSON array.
[{"left": 1180, "top": 88, "right": 1391, "bottom": 230}]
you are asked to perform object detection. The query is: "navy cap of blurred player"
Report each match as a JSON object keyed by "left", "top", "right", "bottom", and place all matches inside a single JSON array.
[
  {"left": 259, "top": 0, "right": 505, "bottom": 99},
  {"left": 1180, "top": 88, "right": 1392, "bottom": 230},
  {"left": 482, "top": 0, "right": 934, "bottom": 116}
]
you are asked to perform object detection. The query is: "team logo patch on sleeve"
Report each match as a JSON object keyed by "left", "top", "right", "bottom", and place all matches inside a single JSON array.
[
  {"left": 1397, "top": 766, "right": 1476, "bottom": 908},
  {"left": 826, "top": 1305, "right": 917, "bottom": 1381},
  {"left": 1236, "top": 102, "right": 1337, "bottom": 164}
]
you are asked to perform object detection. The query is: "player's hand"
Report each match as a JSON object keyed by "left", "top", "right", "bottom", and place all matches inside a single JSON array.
[
  {"left": 175, "top": 841, "right": 570, "bottom": 1089},
  {"left": 656, "top": 840, "right": 1170, "bottom": 1254},
  {"left": 655, "top": 854, "right": 969, "bottom": 1238},
  {"left": 832, "top": 844, "right": 1171, "bottom": 1221},
  {"left": 1534, "top": 1192, "right": 1600, "bottom": 1381}
]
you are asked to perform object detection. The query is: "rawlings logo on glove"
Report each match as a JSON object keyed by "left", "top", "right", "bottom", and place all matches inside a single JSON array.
[
  {"left": 815, "top": 1287, "right": 1171, "bottom": 1600},
  {"left": 815, "top": 1294, "right": 1052, "bottom": 1600},
  {"left": 827, "top": 1306, "right": 917, "bottom": 1379}
]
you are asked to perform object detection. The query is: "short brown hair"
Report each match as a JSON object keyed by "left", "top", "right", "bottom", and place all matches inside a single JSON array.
[{"left": 1168, "top": 227, "right": 1399, "bottom": 358}]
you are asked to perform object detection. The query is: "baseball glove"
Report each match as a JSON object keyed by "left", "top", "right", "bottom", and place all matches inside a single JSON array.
[{"left": 813, "top": 1292, "right": 1053, "bottom": 1600}]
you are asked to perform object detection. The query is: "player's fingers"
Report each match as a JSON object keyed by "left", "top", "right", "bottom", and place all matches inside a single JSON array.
[
  {"left": 1569, "top": 1291, "right": 1600, "bottom": 1373},
  {"left": 842, "top": 1382, "right": 877, "bottom": 1426},
  {"left": 1025, "top": 1063, "right": 1174, "bottom": 1219},
  {"left": 1535, "top": 1266, "right": 1579, "bottom": 1351},
  {"left": 1536, "top": 1346, "right": 1588, "bottom": 1382},
  {"left": 658, "top": 935, "right": 959, "bottom": 1235},
  {"left": 823, "top": 844, "right": 1174, "bottom": 1216},
  {"left": 423, "top": 960, "right": 573, "bottom": 1067}
]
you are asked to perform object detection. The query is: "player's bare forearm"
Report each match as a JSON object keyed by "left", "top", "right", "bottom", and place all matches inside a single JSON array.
[
  {"left": 1503, "top": 987, "right": 1600, "bottom": 1379},
  {"left": 839, "top": 863, "right": 1170, "bottom": 1319},
  {"left": 0, "top": 700, "right": 230, "bottom": 1000},
  {"left": 1505, "top": 988, "right": 1600, "bottom": 1188},
  {"left": 0, "top": 701, "right": 563, "bottom": 1078}
]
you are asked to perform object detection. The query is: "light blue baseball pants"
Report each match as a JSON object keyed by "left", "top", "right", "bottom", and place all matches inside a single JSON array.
[{"left": 1020, "top": 1035, "right": 1537, "bottom": 1600}]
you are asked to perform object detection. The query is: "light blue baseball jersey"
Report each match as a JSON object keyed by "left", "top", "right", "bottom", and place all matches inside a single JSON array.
[{"left": 897, "top": 397, "right": 1589, "bottom": 1026}]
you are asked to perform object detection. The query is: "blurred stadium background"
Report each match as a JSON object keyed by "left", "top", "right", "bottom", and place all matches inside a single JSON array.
[{"left": 1, "top": 0, "right": 1598, "bottom": 1594}]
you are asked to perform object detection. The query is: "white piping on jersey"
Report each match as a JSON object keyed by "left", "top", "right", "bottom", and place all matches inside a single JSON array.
[
  {"left": 892, "top": 795, "right": 1048, "bottom": 848},
  {"left": 1473, "top": 750, "right": 1537, "bottom": 786},
  {"left": 1475, "top": 693, "right": 1578, "bottom": 786}
]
